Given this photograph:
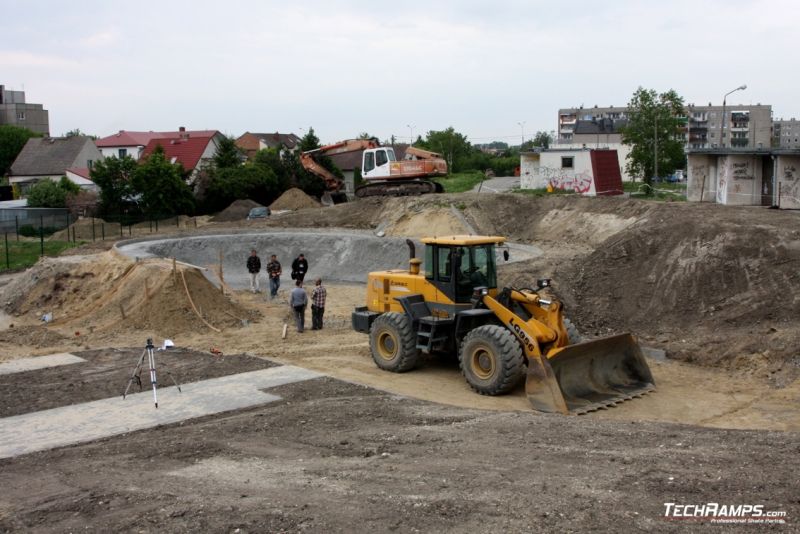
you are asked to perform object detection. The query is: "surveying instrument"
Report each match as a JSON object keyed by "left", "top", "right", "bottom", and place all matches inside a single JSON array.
[{"left": 122, "top": 338, "right": 182, "bottom": 408}]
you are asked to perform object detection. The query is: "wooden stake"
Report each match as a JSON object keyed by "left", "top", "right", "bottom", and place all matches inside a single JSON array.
[
  {"left": 119, "top": 303, "right": 126, "bottom": 320},
  {"left": 218, "top": 249, "right": 224, "bottom": 293},
  {"left": 282, "top": 323, "right": 288, "bottom": 339}
]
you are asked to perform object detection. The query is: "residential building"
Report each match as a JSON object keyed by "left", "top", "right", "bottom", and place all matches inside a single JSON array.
[
  {"left": 0, "top": 85, "right": 50, "bottom": 135},
  {"left": 686, "top": 148, "right": 799, "bottom": 209},
  {"left": 236, "top": 132, "right": 302, "bottom": 159},
  {"left": 9, "top": 136, "right": 102, "bottom": 192},
  {"left": 558, "top": 103, "right": 773, "bottom": 150},
  {"left": 519, "top": 148, "right": 623, "bottom": 196},
  {"left": 772, "top": 118, "right": 800, "bottom": 149},
  {"left": 140, "top": 128, "right": 225, "bottom": 184},
  {"left": 95, "top": 128, "right": 222, "bottom": 160}
]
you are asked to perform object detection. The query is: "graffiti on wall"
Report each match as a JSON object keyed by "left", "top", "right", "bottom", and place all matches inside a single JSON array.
[
  {"left": 780, "top": 160, "right": 800, "bottom": 208},
  {"left": 533, "top": 166, "right": 593, "bottom": 194},
  {"left": 731, "top": 161, "right": 753, "bottom": 180},
  {"left": 716, "top": 157, "right": 728, "bottom": 203}
]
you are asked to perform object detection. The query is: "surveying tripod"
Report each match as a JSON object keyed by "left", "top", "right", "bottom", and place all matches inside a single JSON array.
[{"left": 122, "top": 338, "right": 182, "bottom": 408}]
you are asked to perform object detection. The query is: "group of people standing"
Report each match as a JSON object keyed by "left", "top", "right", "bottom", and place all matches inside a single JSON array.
[{"left": 246, "top": 250, "right": 327, "bottom": 333}]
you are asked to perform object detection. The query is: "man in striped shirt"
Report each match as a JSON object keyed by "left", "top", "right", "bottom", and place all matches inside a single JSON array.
[{"left": 311, "top": 278, "right": 327, "bottom": 330}]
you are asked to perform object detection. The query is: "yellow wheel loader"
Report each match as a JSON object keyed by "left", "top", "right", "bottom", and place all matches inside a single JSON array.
[{"left": 351, "top": 236, "right": 655, "bottom": 414}]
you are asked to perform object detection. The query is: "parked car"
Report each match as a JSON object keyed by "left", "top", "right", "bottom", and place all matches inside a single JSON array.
[{"left": 246, "top": 207, "right": 270, "bottom": 220}]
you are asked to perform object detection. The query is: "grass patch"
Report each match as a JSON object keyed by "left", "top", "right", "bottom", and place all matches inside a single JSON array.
[
  {"left": 0, "top": 240, "right": 82, "bottom": 271},
  {"left": 435, "top": 172, "right": 485, "bottom": 193},
  {"left": 624, "top": 181, "right": 687, "bottom": 201}
]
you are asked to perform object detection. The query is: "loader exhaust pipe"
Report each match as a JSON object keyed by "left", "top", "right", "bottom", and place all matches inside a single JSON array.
[
  {"left": 405, "top": 239, "right": 415, "bottom": 259},
  {"left": 406, "top": 239, "right": 421, "bottom": 275}
]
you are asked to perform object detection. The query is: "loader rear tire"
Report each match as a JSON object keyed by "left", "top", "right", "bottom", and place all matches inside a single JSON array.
[
  {"left": 370, "top": 312, "right": 420, "bottom": 372},
  {"left": 459, "top": 325, "right": 524, "bottom": 395}
]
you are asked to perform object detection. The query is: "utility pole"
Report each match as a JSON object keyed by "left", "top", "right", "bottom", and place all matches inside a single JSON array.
[
  {"left": 407, "top": 124, "right": 415, "bottom": 145},
  {"left": 720, "top": 84, "right": 747, "bottom": 148},
  {"left": 517, "top": 121, "right": 526, "bottom": 147},
  {"left": 654, "top": 114, "right": 658, "bottom": 182}
]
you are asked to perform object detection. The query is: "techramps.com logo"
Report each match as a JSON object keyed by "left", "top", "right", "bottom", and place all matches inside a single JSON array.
[{"left": 663, "top": 503, "right": 788, "bottom": 525}]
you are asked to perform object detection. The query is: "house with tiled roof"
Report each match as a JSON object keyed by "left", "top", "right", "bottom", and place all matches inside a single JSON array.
[
  {"left": 140, "top": 128, "right": 224, "bottom": 184},
  {"left": 96, "top": 127, "right": 222, "bottom": 161},
  {"left": 236, "top": 132, "right": 301, "bottom": 159},
  {"left": 9, "top": 136, "right": 102, "bottom": 193}
]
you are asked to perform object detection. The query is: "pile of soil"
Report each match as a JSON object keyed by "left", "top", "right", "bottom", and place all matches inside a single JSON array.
[
  {"left": 212, "top": 199, "right": 264, "bottom": 222},
  {"left": 269, "top": 188, "right": 321, "bottom": 211},
  {"left": 0, "top": 252, "right": 258, "bottom": 341}
]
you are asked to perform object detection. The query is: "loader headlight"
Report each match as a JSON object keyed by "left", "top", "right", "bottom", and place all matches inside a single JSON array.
[{"left": 536, "top": 278, "right": 551, "bottom": 289}]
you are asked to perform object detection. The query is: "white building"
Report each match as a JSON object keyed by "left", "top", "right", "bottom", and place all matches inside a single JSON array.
[{"left": 520, "top": 148, "right": 624, "bottom": 196}]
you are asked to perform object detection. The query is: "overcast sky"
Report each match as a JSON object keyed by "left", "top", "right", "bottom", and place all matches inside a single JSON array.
[{"left": 1, "top": 0, "right": 794, "bottom": 144}]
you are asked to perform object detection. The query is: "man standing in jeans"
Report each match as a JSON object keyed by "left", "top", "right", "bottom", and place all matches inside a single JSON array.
[
  {"left": 311, "top": 278, "right": 327, "bottom": 330},
  {"left": 289, "top": 279, "right": 308, "bottom": 333},
  {"left": 266, "top": 254, "right": 282, "bottom": 299},
  {"left": 246, "top": 249, "right": 261, "bottom": 293}
]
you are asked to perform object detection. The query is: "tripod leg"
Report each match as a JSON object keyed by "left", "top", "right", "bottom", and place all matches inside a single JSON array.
[
  {"left": 122, "top": 349, "right": 147, "bottom": 400},
  {"left": 157, "top": 361, "right": 182, "bottom": 393},
  {"left": 148, "top": 347, "right": 158, "bottom": 409}
]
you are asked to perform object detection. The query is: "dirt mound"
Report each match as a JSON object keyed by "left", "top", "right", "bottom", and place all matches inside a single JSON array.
[
  {"left": 1, "top": 252, "right": 257, "bottom": 341},
  {"left": 269, "top": 188, "right": 321, "bottom": 211},
  {"left": 212, "top": 199, "right": 264, "bottom": 222},
  {"left": 0, "top": 325, "right": 70, "bottom": 351}
]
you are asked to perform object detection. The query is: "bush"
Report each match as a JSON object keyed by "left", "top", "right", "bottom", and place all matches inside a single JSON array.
[{"left": 26, "top": 180, "right": 68, "bottom": 208}]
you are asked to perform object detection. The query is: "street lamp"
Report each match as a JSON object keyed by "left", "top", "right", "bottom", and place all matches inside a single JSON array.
[
  {"left": 517, "top": 121, "right": 526, "bottom": 147},
  {"left": 407, "top": 124, "right": 415, "bottom": 145},
  {"left": 720, "top": 84, "right": 747, "bottom": 148}
]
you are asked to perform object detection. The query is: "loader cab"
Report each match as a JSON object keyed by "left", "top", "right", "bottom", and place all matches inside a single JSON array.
[
  {"left": 362, "top": 147, "right": 397, "bottom": 179},
  {"left": 422, "top": 236, "right": 502, "bottom": 304}
]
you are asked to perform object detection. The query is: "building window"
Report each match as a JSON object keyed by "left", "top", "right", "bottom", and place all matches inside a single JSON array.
[
  {"left": 118, "top": 148, "right": 127, "bottom": 158},
  {"left": 87, "top": 160, "right": 93, "bottom": 169},
  {"left": 17, "top": 111, "right": 25, "bottom": 120},
  {"left": 561, "top": 156, "right": 574, "bottom": 169}
]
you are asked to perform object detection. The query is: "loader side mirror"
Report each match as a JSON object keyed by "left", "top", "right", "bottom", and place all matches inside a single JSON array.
[{"left": 503, "top": 249, "right": 509, "bottom": 261}]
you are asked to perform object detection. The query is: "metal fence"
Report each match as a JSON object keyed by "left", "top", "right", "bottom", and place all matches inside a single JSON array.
[{"left": 1, "top": 211, "right": 198, "bottom": 271}]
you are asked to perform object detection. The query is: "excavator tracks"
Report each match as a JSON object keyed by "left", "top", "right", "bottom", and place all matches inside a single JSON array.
[{"left": 355, "top": 179, "right": 444, "bottom": 198}]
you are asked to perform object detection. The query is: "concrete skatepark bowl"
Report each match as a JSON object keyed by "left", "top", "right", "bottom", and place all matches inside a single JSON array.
[{"left": 115, "top": 230, "right": 541, "bottom": 289}]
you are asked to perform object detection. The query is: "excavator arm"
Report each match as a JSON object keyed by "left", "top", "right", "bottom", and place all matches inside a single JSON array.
[{"left": 300, "top": 138, "right": 380, "bottom": 194}]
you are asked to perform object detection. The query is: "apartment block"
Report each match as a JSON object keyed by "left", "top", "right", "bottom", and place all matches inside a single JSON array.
[
  {"left": 772, "top": 118, "right": 800, "bottom": 149},
  {"left": 0, "top": 85, "right": 49, "bottom": 135},
  {"left": 557, "top": 103, "right": 773, "bottom": 150}
]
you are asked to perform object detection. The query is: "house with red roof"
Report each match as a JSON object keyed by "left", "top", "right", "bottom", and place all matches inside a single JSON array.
[
  {"left": 236, "top": 132, "right": 301, "bottom": 159},
  {"left": 96, "top": 127, "right": 222, "bottom": 161},
  {"left": 140, "top": 128, "right": 224, "bottom": 184}
]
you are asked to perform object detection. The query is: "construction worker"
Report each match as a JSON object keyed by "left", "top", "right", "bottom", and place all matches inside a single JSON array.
[
  {"left": 246, "top": 249, "right": 261, "bottom": 293},
  {"left": 289, "top": 279, "right": 308, "bottom": 333},
  {"left": 311, "top": 278, "right": 327, "bottom": 330},
  {"left": 267, "top": 254, "right": 282, "bottom": 299},
  {"left": 291, "top": 253, "right": 308, "bottom": 283}
]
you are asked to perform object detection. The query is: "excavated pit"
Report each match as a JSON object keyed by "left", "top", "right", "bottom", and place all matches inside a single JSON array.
[{"left": 115, "top": 231, "right": 542, "bottom": 288}]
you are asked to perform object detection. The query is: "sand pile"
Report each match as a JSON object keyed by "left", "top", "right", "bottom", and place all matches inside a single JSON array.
[
  {"left": 212, "top": 199, "right": 264, "bottom": 222},
  {"left": 270, "top": 188, "right": 321, "bottom": 211},
  {"left": 1, "top": 252, "right": 256, "bottom": 340}
]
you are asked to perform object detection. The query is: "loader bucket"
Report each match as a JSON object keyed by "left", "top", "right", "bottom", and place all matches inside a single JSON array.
[{"left": 525, "top": 333, "right": 655, "bottom": 415}]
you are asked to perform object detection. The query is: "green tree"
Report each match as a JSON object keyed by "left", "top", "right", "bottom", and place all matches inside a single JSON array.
[
  {"left": 622, "top": 87, "right": 686, "bottom": 186},
  {"left": 213, "top": 136, "right": 244, "bottom": 169},
  {"left": 26, "top": 180, "right": 68, "bottom": 208},
  {"left": 133, "top": 146, "right": 195, "bottom": 216},
  {"left": 58, "top": 176, "right": 80, "bottom": 195},
  {"left": 204, "top": 164, "right": 281, "bottom": 212},
  {"left": 0, "top": 125, "right": 41, "bottom": 176},
  {"left": 531, "top": 131, "right": 553, "bottom": 149},
  {"left": 420, "top": 127, "right": 472, "bottom": 172},
  {"left": 298, "top": 127, "right": 321, "bottom": 151},
  {"left": 90, "top": 155, "right": 138, "bottom": 217}
]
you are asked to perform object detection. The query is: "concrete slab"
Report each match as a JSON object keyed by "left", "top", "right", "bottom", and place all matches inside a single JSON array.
[
  {"left": 0, "top": 365, "right": 321, "bottom": 459},
  {"left": 0, "top": 353, "right": 86, "bottom": 375}
]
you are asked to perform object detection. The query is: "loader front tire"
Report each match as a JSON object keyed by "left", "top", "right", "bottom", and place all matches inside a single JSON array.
[
  {"left": 370, "top": 312, "right": 420, "bottom": 372},
  {"left": 460, "top": 325, "right": 524, "bottom": 395},
  {"left": 563, "top": 317, "right": 583, "bottom": 344}
]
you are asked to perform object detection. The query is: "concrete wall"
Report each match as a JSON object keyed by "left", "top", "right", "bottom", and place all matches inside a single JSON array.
[
  {"left": 776, "top": 155, "right": 800, "bottom": 209},
  {"left": 686, "top": 154, "right": 717, "bottom": 202},
  {"left": 552, "top": 141, "right": 632, "bottom": 181},
  {"left": 521, "top": 150, "right": 599, "bottom": 194},
  {"left": 715, "top": 154, "right": 762, "bottom": 205},
  {"left": 73, "top": 141, "right": 103, "bottom": 170}
]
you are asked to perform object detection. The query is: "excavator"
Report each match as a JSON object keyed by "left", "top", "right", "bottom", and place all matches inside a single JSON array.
[
  {"left": 351, "top": 236, "right": 655, "bottom": 414},
  {"left": 300, "top": 139, "right": 447, "bottom": 203}
]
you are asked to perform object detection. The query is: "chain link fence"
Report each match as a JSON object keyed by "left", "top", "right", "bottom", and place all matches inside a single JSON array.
[{"left": 1, "top": 208, "right": 198, "bottom": 271}]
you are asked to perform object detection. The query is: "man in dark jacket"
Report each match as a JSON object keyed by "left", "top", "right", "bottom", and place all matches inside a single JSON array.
[
  {"left": 266, "top": 254, "right": 282, "bottom": 299},
  {"left": 289, "top": 279, "right": 308, "bottom": 333},
  {"left": 246, "top": 249, "right": 261, "bottom": 293},
  {"left": 291, "top": 253, "right": 308, "bottom": 283}
]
